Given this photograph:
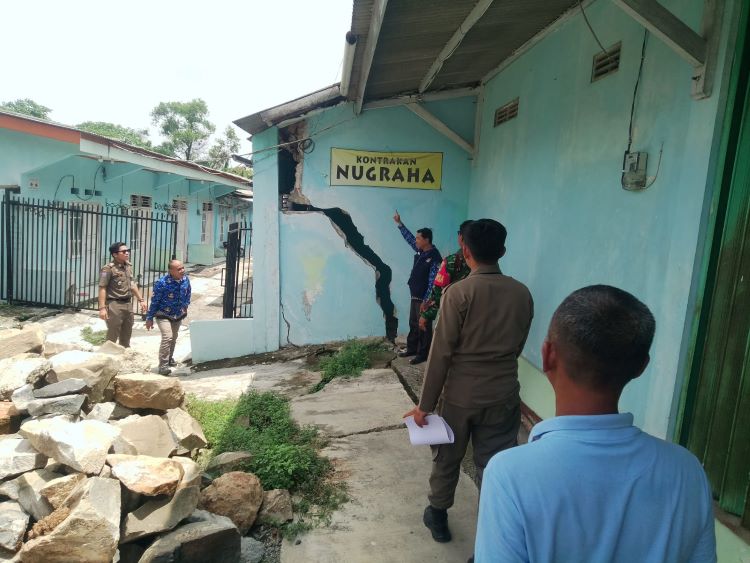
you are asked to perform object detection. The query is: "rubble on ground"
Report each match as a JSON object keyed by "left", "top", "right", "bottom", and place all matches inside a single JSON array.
[{"left": 0, "top": 327, "right": 290, "bottom": 563}]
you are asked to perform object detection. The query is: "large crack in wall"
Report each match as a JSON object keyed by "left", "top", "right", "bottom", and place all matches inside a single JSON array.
[
  {"left": 279, "top": 123, "right": 398, "bottom": 341},
  {"left": 289, "top": 201, "right": 398, "bottom": 341}
]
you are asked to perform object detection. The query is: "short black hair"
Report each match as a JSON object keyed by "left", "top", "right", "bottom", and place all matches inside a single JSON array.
[
  {"left": 109, "top": 242, "right": 127, "bottom": 256},
  {"left": 549, "top": 285, "right": 655, "bottom": 390},
  {"left": 416, "top": 228, "right": 433, "bottom": 243},
  {"left": 459, "top": 220, "right": 474, "bottom": 236},
  {"left": 463, "top": 219, "right": 507, "bottom": 264}
]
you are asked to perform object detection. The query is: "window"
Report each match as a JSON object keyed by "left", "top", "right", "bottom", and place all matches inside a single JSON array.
[
  {"left": 68, "top": 210, "right": 83, "bottom": 258},
  {"left": 130, "top": 194, "right": 153, "bottom": 209},
  {"left": 494, "top": 98, "right": 519, "bottom": 127},
  {"left": 172, "top": 199, "right": 187, "bottom": 211}
]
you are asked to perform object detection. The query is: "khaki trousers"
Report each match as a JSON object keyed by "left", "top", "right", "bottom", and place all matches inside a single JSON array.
[
  {"left": 156, "top": 317, "right": 182, "bottom": 369},
  {"left": 106, "top": 300, "right": 134, "bottom": 347},
  {"left": 428, "top": 398, "right": 520, "bottom": 510}
]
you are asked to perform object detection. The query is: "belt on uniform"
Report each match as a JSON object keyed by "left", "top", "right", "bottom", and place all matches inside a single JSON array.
[{"left": 107, "top": 298, "right": 131, "bottom": 303}]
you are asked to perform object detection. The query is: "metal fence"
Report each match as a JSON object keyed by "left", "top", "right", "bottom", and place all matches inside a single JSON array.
[
  {"left": 1, "top": 192, "right": 177, "bottom": 311},
  {"left": 222, "top": 221, "right": 253, "bottom": 318}
]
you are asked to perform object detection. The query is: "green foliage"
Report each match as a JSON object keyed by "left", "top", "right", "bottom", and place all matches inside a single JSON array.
[
  {"left": 185, "top": 391, "right": 347, "bottom": 538},
  {"left": 76, "top": 121, "right": 152, "bottom": 149},
  {"left": 311, "top": 340, "right": 372, "bottom": 392},
  {"left": 1, "top": 98, "right": 51, "bottom": 119},
  {"left": 151, "top": 99, "right": 215, "bottom": 161},
  {"left": 206, "top": 126, "right": 241, "bottom": 170},
  {"left": 81, "top": 326, "right": 107, "bottom": 345},
  {"left": 225, "top": 165, "right": 253, "bottom": 179}
]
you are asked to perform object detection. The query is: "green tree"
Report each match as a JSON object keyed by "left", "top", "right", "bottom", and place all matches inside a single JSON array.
[
  {"left": 207, "top": 126, "right": 241, "bottom": 170},
  {"left": 0, "top": 98, "right": 52, "bottom": 119},
  {"left": 226, "top": 165, "right": 253, "bottom": 179},
  {"left": 151, "top": 99, "right": 215, "bottom": 161},
  {"left": 77, "top": 121, "right": 152, "bottom": 149}
]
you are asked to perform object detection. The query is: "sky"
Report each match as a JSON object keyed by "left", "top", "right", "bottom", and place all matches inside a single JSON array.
[{"left": 1, "top": 0, "right": 353, "bottom": 154}]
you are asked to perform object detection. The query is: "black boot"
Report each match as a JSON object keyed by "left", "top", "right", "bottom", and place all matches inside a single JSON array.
[{"left": 423, "top": 505, "right": 451, "bottom": 543}]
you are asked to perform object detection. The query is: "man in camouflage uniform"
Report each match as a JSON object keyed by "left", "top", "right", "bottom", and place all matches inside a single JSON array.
[
  {"left": 98, "top": 242, "right": 147, "bottom": 347},
  {"left": 419, "top": 220, "right": 473, "bottom": 331}
]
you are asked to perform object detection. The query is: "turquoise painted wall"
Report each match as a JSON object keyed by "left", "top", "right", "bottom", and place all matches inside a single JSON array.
[
  {"left": 280, "top": 99, "right": 474, "bottom": 344},
  {"left": 468, "top": 0, "right": 732, "bottom": 438}
]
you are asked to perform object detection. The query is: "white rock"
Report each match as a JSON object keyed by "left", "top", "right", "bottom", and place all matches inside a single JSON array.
[
  {"left": 163, "top": 408, "right": 207, "bottom": 450},
  {"left": 106, "top": 454, "right": 184, "bottom": 496},
  {"left": 19, "top": 418, "right": 120, "bottom": 474},
  {"left": 84, "top": 402, "right": 133, "bottom": 423},
  {"left": 19, "top": 477, "right": 120, "bottom": 563},
  {"left": 171, "top": 456, "right": 202, "bottom": 490},
  {"left": 46, "top": 351, "right": 118, "bottom": 403},
  {"left": 10, "top": 384, "right": 34, "bottom": 414},
  {"left": 113, "top": 415, "right": 177, "bottom": 458},
  {"left": 0, "top": 355, "right": 50, "bottom": 400},
  {"left": 0, "top": 501, "right": 28, "bottom": 552},
  {"left": 0, "top": 329, "right": 45, "bottom": 361},
  {"left": 121, "top": 486, "right": 200, "bottom": 543},
  {"left": 96, "top": 341, "right": 126, "bottom": 356},
  {"left": 0, "top": 436, "right": 47, "bottom": 480}
]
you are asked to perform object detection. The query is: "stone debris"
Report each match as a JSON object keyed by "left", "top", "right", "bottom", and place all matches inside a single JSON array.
[
  {"left": 258, "top": 489, "right": 294, "bottom": 524},
  {"left": 0, "top": 501, "right": 28, "bottom": 552},
  {"left": 20, "top": 418, "right": 120, "bottom": 474},
  {"left": 163, "top": 408, "right": 207, "bottom": 450},
  {"left": 137, "top": 510, "right": 240, "bottom": 563},
  {"left": 0, "top": 355, "right": 50, "bottom": 400},
  {"left": 46, "top": 351, "right": 118, "bottom": 403},
  {"left": 19, "top": 477, "right": 121, "bottom": 563},
  {"left": 120, "top": 485, "right": 200, "bottom": 543},
  {"left": 39, "top": 473, "right": 87, "bottom": 510},
  {"left": 0, "top": 329, "right": 45, "bottom": 361},
  {"left": 26, "top": 394, "right": 87, "bottom": 417},
  {"left": 14, "top": 468, "right": 61, "bottom": 521},
  {"left": 32, "top": 378, "right": 89, "bottom": 399},
  {"left": 84, "top": 402, "right": 133, "bottom": 423},
  {"left": 10, "top": 385, "right": 34, "bottom": 415},
  {"left": 114, "top": 373, "right": 185, "bottom": 410},
  {"left": 0, "top": 403, "right": 21, "bottom": 435},
  {"left": 112, "top": 415, "right": 177, "bottom": 458},
  {"left": 106, "top": 454, "right": 184, "bottom": 496},
  {"left": 205, "top": 450, "right": 253, "bottom": 475},
  {"left": 0, "top": 437, "right": 47, "bottom": 480},
  {"left": 198, "top": 471, "right": 264, "bottom": 534}
]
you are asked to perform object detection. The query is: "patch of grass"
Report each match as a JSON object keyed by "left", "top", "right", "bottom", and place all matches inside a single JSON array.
[
  {"left": 185, "top": 391, "right": 348, "bottom": 538},
  {"left": 81, "top": 326, "right": 108, "bottom": 346},
  {"left": 311, "top": 340, "right": 379, "bottom": 393}
]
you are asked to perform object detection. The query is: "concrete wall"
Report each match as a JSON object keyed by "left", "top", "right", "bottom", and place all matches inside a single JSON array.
[
  {"left": 467, "top": 0, "right": 734, "bottom": 438},
  {"left": 279, "top": 99, "right": 474, "bottom": 344}
]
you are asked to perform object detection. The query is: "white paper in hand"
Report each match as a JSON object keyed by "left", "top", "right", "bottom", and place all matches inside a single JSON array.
[{"left": 404, "top": 414, "right": 455, "bottom": 446}]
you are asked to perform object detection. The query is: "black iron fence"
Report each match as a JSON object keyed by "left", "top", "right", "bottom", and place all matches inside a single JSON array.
[
  {"left": 1, "top": 192, "right": 177, "bottom": 311},
  {"left": 222, "top": 221, "right": 253, "bottom": 318}
]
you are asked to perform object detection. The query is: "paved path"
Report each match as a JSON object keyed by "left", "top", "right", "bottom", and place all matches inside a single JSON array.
[{"left": 284, "top": 369, "right": 478, "bottom": 563}]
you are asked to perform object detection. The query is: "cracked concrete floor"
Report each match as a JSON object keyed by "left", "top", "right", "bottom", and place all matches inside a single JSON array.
[{"left": 285, "top": 369, "right": 479, "bottom": 563}]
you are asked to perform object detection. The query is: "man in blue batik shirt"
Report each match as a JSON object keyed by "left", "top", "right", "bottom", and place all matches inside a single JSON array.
[
  {"left": 145, "top": 260, "right": 191, "bottom": 375},
  {"left": 393, "top": 211, "right": 441, "bottom": 365},
  {"left": 474, "top": 285, "right": 716, "bottom": 563}
]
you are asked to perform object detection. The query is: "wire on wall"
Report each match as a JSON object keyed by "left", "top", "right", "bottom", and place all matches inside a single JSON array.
[
  {"left": 579, "top": 0, "right": 609, "bottom": 55},
  {"left": 53, "top": 174, "right": 75, "bottom": 202},
  {"left": 627, "top": 30, "right": 649, "bottom": 154}
]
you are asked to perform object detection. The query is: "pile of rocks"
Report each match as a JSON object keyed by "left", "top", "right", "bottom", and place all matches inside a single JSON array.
[{"left": 0, "top": 327, "right": 293, "bottom": 563}]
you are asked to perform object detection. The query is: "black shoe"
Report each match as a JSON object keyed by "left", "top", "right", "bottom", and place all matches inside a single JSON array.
[
  {"left": 409, "top": 356, "right": 427, "bottom": 365},
  {"left": 467, "top": 557, "right": 474, "bottom": 563},
  {"left": 168, "top": 358, "right": 177, "bottom": 367},
  {"left": 158, "top": 367, "right": 172, "bottom": 376},
  {"left": 398, "top": 350, "right": 417, "bottom": 358},
  {"left": 423, "top": 506, "right": 451, "bottom": 543}
]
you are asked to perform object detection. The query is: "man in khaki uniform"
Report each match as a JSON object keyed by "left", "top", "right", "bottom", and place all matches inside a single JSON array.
[
  {"left": 98, "top": 242, "right": 147, "bottom": 347},
  {"left": 404, "top": 219, "right": 533, "bottom": 547}
]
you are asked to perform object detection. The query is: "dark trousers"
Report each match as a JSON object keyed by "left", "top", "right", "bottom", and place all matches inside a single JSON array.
[
  {"left": 406, "top": 298, "right": 432, "bottom": 359},
  {"left": 428, "top": 399, "right": 521, "bottom": 510}
]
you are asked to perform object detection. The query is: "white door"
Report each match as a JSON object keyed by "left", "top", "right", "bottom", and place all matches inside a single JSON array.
[{"left": 173, "top": 199, "right": 188, "bottom": 262}]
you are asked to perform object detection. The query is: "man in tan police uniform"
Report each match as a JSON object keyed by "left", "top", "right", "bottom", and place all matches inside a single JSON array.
[
  {"left": 98, "top": 242, "right": 147, "bottom": 347},
  {"left": 404, "top": 219, "right": 533, "bottom": 549}
]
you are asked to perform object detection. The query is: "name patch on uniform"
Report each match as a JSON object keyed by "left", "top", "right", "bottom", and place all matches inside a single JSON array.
[{"left": 330, "top": 149, "right": 443, "bottom": 190}]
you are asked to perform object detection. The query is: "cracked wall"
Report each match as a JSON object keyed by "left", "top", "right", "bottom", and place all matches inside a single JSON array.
[{"left": 276, "top": 98, "right": 474, "bottom": 345}]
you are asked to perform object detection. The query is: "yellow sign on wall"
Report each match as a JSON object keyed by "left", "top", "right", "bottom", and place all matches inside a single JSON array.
[{"left": 330, "top": 148, "right": 443, "bottom": 190}]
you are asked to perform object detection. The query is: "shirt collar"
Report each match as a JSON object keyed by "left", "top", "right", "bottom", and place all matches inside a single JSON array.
[
  {"left": 469, "top": 263, "right": 501, "bottom": 276},
  {"left": 529, "top": 413, "right": 635, "bottom": 442}
]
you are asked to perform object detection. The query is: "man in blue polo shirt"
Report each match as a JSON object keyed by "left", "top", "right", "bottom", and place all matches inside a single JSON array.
[
  {"left": 475, "top": 285, "right": 715, "bottom": 563},
  {"left": 145, "top": 260, "right": 191, "bottom": 375}
]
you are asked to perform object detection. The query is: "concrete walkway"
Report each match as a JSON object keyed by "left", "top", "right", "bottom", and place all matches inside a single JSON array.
[{"left": 284, "top": 369, "right": 479, "bottom": 563}]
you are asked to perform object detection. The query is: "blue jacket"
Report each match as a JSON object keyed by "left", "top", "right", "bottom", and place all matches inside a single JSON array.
[{"left": 146, "top": 274, "right": 191, "bottom": 321}]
